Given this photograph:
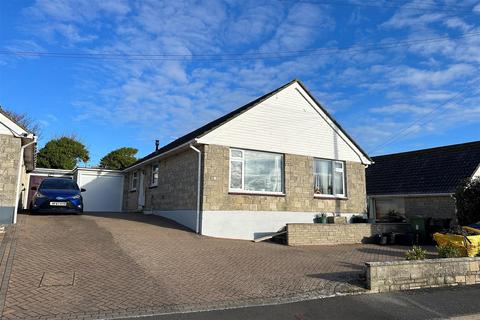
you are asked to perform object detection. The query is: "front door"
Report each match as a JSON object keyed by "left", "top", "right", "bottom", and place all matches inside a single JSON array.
[{"left": 137, "top": 170, "right": 146, "bottom": 210}]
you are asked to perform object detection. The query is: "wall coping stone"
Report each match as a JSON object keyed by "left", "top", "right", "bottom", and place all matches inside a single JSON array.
[{"left": 366, "top": 256, "right": 480, "bottom": 267}]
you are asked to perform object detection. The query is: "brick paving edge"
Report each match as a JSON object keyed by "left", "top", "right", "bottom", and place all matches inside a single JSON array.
[
  {"left": 0, "top": 225, "right": 17, "bottom": 317},
  {"left": 16, "top": 280, "right": 371, "bottom": 320}
]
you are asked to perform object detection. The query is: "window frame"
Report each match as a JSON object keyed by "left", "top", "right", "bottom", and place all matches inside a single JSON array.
[
  {"left": 228, "top": 148, "right": 285, "bottom": 196},
  {"left": 130, "top": 171, "right": 138, "bottom": 191},
  {"left": 313, "top": 158, "right": 346, "bottom": 198},
  {"left": 150, "top": 163, "right": 159, "bottom": 187}
]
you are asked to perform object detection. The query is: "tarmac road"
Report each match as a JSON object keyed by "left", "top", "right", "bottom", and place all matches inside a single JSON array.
[{"left": 121, "top": 285, "right": 480, "bottom": 320}]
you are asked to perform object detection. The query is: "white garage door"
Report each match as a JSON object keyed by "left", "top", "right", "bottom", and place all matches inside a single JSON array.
[{"left": 75, "top": 169, "right": 124, "bottom": 212}]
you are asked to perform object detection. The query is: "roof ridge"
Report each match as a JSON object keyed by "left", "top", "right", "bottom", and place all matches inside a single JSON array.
[{"left": 373, "top": 140, "right": 480, "bottom": 158}]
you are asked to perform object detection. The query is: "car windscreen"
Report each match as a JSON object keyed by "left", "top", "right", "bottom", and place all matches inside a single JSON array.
[{"left": 40, "top": 179, "right": 79, "bottom": 190}]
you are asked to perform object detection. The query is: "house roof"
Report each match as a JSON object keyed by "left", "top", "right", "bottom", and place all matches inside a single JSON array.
[
  {"left": 0, "top": 107, "right": 31, "bottom": 136},
  {"left": 124, "top": 79, "right": 371, "bottom": 171},
  {"left": 366, "top": 141, "right": 480, "bottom": 196},
  {"left": 0, "top": 107, "right": 37, "bottom": 171}
]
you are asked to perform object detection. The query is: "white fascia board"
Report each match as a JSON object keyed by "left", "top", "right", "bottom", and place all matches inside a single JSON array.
[
  {"left": 0, "top": 113, "right": 29, "bottom": 137},
  {"left": 472, "top": 163, "right": 480, "bottom": 179},
  {"left": 292, "top": 83, "right": 371, "bottom": 165}
]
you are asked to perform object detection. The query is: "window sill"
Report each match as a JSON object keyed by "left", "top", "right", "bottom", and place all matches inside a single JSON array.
[
  {"left": 149, "top": 185, "right": 158, "bottom": 189},
  {"left": 314, "top": 194, "right": 347, "bottom": 200},
  {"left": 129, "top": 189, "right": 137, "bottom": 193},
  {"left": 229, "top": 191, "right": 285, "bottom": 197}
]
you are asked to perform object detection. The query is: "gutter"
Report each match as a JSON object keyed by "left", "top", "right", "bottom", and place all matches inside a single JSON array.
[
  {"left": 13, "top": 136, "right": 37, "bottom": 223},
  {"left": 189, "top": 144, "right": 202, "bottom": 234},
  {"left": 123, "top": 140, "right": 195, "bottom": 173}
]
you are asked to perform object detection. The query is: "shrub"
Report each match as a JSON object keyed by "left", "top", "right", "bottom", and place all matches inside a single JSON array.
[
  {"left": 437, "top": 244, "right": 464, "bottom": 258},
  {"left": 405, "top": 246, "right": 427, "bottom": 260},
  {"left": 453, "top": 177, "right": 480, "bottom": 226}
]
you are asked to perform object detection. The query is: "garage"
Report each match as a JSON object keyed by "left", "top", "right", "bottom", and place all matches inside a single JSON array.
[
  {"left": 28, "top": 167, "right": 124, "bottom": 212},
  {"left": 74, "top": 168, "right": 124, "bottom": 212}
]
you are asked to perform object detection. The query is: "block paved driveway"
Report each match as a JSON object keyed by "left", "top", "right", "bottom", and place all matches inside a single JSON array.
[{"left": 0, "top": 212, "right": 429, "bottom": 320}]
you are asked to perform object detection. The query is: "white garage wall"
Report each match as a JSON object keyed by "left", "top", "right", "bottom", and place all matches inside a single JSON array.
[{"left": 75, "top": 168, "right": 124, "bottom": 212}]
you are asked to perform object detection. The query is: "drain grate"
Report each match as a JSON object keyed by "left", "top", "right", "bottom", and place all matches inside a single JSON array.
[{"left": 39, "top": 271, "right": 75, "bottom": 287}]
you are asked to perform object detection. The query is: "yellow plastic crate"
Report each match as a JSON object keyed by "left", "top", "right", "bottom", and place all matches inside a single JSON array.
[{"left": 433, "top": 228, "right": 480, "bottom": 257}]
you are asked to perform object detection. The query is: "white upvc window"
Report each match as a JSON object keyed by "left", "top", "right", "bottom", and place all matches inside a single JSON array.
[
  {"left": 151, "top": 163, "right": 159, "bottom": 187},
  {"left": 314, "top": 159, "right": 346, "bottom": 197},
  {"left": 229, "top": 148, "right": 284, "bottom": 194},
  {"left": 131, "top": 171, "right": 138, "bottom": 191}
]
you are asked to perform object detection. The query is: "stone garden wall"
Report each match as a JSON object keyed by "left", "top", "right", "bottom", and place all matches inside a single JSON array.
[
  {"left": 287, "top": 223, "right": 409, "bottom": 246},
  {"left": 366, "top": 257, "right": 480, "bottom": 293}
]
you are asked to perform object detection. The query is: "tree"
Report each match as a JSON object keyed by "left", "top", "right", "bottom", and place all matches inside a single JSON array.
[
  {"left": 37, "top": 136, "right": 89, "bottom": 169},
  {"left": 0, "top": 105, "right": 40, "bottom": 135},
  {"left": 453, "top": 177, "right": 480, "bottom": 226},
  {"left": 99, "top": 147, "right": 138, "bottom": 170}
]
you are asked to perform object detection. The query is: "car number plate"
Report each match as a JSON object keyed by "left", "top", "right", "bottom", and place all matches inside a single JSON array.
[{"left": 50, "top": 202, "right": 67, "bottom": 206}]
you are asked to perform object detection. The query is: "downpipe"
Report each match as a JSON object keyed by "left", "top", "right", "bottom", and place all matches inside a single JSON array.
[
  {"left": 13, "top": 138, "right": 36, "bottom": 223},
  {"left": 189, "top": 144, "right": 202, "bottom": 234}
]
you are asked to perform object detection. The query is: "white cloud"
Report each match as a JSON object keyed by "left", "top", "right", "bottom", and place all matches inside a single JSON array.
[
  {"left": 370, "top": 103, "right": 433, "bottom": 115},
  {"left": 388, "top": 64, "right": 475, "bottom": 88},
  {"left": 443, "top": 17, "right": 472, "bottom": 31},
  {"left": 474, "top": 3, "right": 480, "bottom": 14}
]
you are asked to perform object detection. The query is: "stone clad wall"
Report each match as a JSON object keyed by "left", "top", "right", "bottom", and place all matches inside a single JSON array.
[
  {"left": 287, "top": 223, "right": 409, "bottom": 246},
  {"left": 404, "top": 196, "right": 456, "bottom": 220},
  {"left": 366, "top": 257, "right": 480, "bottom": 293},
  {"left": 202, "top": 144, "right": 367, "bottom": 213},
  {"left": 0, "top": 134, "right": 21, "bottom": 223},
  {"left": 123, "top": 149, "right": 198, "bottom": 212}
]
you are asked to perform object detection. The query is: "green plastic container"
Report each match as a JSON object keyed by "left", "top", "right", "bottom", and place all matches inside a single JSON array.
[{"left": 410, "top": 216, "right": 426, "bottom": 244}]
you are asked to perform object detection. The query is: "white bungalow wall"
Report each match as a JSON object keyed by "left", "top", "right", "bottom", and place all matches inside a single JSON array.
[{"left": 197, "top": 81, "right": 370, "bottom": 164}]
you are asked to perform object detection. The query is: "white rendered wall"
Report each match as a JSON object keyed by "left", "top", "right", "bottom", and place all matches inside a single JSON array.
[
  {"left": 150, "top": 210, "right": 197, "bottom": 231},
  {"left": 201, "top": 210, "right": 363, "bottom": 240}
]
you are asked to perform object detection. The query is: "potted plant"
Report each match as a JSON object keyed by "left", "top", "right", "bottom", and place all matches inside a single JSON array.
[{"left": 314, "top": 213, "right": 327, "bottom": 224}]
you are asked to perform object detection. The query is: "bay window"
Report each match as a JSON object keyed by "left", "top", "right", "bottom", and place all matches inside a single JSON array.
[
  {"left": 229, "top": 149, "right": 284, "bottom": 194},
  {"left": 314, "top": 159, "right": 345, "bottom": 197}
]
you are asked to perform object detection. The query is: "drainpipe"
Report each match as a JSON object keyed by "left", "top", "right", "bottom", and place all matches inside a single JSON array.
[
  {"left": 189, "top": 144, "right": 202, "bottom": 234},
  {"left": 13, "top": 137, "right": 37, "bottom": 224}
]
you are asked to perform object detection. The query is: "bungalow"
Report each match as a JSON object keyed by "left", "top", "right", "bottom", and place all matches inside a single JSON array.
[
  {"left": 366, "top": 141, "right": 480, "bottom": 224},
  {"left": 122, "top": 79, "right": 372, "bottom": 240},
  {"left": 0, "top": 108, "right": 37, "bottom": 224}
]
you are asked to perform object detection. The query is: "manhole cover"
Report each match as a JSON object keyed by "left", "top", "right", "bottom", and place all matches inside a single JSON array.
[{"left": 40, "top": 272, "right": 75, "bottom": 287}]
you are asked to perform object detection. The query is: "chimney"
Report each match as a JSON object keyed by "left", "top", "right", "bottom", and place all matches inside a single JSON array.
[{"left": 155, "top": 139, "right": 160, "bottom": 151}]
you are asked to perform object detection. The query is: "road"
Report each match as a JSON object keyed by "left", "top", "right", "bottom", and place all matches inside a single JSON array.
[{"left": 121, "top": 285, "right": 480, "bottom": 320}]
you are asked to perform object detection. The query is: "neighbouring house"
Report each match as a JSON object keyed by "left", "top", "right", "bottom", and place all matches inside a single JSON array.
[
  {"left": 0, "top": 108, "right": 37, "bottom": 224},
  {"left": 366, "top": 141, "right": 480, "bottom": 224},
  {"left": 122, "top": 79, "right": 372, "bottom": 240}
]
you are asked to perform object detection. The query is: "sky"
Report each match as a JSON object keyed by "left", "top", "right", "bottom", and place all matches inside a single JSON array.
[{"left": 0, "top": 0, "right": 479, "bottom": 166}]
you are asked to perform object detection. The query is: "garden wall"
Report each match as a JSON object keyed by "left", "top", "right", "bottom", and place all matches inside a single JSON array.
[
  {"left": 366, "top": 257, "right": 480, "bottom": 293},
  {"left": 287, "top": 223, "right": 409, "bottom": 246}
]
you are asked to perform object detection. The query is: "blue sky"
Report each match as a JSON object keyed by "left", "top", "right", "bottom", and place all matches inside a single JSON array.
[{"left": 1, "top": 0, "right": 479, "bottom": 166}]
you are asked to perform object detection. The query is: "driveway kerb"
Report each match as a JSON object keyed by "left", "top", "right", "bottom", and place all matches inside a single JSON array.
[{"left": 0, "top": 225, "right": 17, "bottom": 316}]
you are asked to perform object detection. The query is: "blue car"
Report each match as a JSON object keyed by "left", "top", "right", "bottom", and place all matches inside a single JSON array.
[{"left": 30, "top": 178, "right": 85, "bottom": 214}]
